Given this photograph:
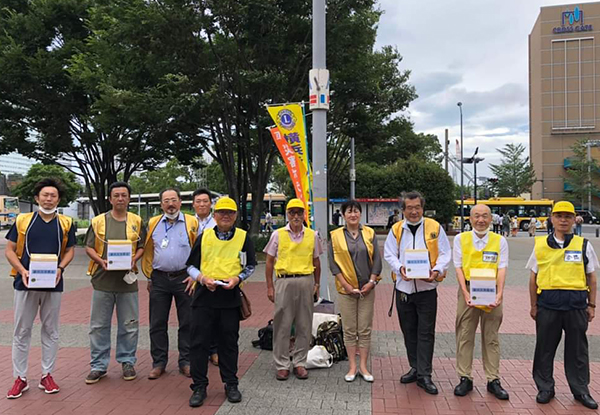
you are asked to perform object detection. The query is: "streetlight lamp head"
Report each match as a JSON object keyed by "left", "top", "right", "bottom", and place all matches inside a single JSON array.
[{"left": 457, "top": 102, "right": 462, "bottom": 107}]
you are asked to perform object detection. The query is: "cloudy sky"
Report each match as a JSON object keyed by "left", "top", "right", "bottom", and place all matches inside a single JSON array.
[{"left": 374, "top": 0, "right": 597, "bottom": 180}]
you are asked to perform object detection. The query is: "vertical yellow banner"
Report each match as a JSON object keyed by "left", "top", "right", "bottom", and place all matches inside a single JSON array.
[{"left": 267, "top": 104, "right": 312, "bottom": 224}]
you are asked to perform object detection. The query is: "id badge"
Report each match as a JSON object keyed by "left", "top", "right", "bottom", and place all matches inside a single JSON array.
[
  {"left": 160, "top": 238, "right": 169, "bottom": 249},
  {"left": 482, "top": 251, "right": 498, "bottom": 263},
  {"left": 564, "top": 250, "right": 582, "bottom": 262}
]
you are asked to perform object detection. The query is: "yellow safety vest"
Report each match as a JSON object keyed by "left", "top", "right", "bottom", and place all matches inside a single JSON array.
[
  {"left": 461, "top": 231, "right": 502, "bottom": 312},
  {"left": 274, "top": 226, "right": 315, "bottom": 276},
  {"left": 331, "top": 226, "right": 377, "bottom": 294},
  {"left": 141, "top": 214, "right": 199, "bottom": 278},
  {"left": 534, "top": 235, "right": 587, "bottom": 294},
  {"left": 10, "top": 212, "right": 73, "bottom": 277},
  {"left": 390, "top": 218, "right": 440, "bottom": 282},
  {"left": 200, "top": 228, "right": 246, "bottom": 280},
  {"left": 87, "top": 212, "right": 143, "bottom": 276}
]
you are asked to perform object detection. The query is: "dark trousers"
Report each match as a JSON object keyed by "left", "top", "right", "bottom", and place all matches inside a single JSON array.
[
  {"left": 533, "top": 307, "right": 590, "bottom": 395},
  {"left": 190, "top": 306, "right": 240, "bottom": 390},
  {"left": 396, "top": 288, "right": 437, "bottom": 378},
  {"left": 149, "top": 270, "right": 191, "bottom": 368}
]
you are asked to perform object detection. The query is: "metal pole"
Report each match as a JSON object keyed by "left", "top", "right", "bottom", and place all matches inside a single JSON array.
[
  {"left": 588, "top": 142, "right": 592, "bottom": 211},
  {"left": 312, "top": 0, "right": 329, "bottom": 300},
  {"left": 444, "top": 129, "right": 449, "bottom": 172},
  {"left": 474, "top": 160, "right": 477, "bottom": 205},
  {"left": 350, "top": 136, "right": 355, "bottom": 199},
  {"left": 458, "top": 102, "right": 464, "bottom": 232}
]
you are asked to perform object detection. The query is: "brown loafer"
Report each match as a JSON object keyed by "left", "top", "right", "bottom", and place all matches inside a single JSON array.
[
  {"left": 209, "top": 354, "right": 219, "bottom": 366},
  {"left": 148, "top": 367, "right": 165, "bottom": 380},
  {"left": 179, "top": 365, "right": 191, "bottom": 378},
  {"left": 276, "top": 370, "right": 290, "bottom": 381},
  {"left": 293, "top": 366, "right": 309, "bottom": 379}
]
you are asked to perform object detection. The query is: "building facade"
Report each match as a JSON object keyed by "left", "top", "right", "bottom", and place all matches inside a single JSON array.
[
  {"left": 0, "top": 152, "right": 35, "bottom": 176},
  {"left": 530, "top": 2, "right": 600, "bottom": 207}
]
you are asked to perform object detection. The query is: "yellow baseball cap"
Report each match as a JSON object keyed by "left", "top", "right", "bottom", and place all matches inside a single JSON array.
[
  {"left": 552, "top": 201, "right": 575, "bottom": 215},
  {"left": 214, "top": 197, "right": 237, "bottom": 212},
  {"left": 286, "top": 198, "right": 305, "bottom": 210}
]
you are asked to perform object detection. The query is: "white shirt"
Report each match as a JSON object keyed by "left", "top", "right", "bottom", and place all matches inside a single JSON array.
[
  {"left": 453, "top": 231, "right": 509, "bottom": 269},
  {"left": 384, "top": 220, "right": 451, "bottom": 294},
  {"left": 196, "top": 214, "right": 216, "bottom": 234},
  {"left": 526, "top": 235, "right": 599, "bottom": 274}
]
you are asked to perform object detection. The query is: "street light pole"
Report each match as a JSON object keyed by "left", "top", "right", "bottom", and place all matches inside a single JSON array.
[
  {"left": 457, "top": 102, "right": 464, "bottom": 232},
  {"left": 350, "top": 136, "right": 355, "bottom": 200},
  {"left": 312, "top": 0, "right": 329, "bottom": 299}
]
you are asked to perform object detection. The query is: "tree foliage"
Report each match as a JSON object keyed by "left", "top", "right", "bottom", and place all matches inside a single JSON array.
[
  {"left": 0, "top": 0, "right": 201, "bottom": 213},
  {"left": 489, "top": 143, "right": 536, "bottom": 197},
  {"left": 563, "top": 140, "right": 600, "bottom": 208},
  {"left": 354, "top": 157, "right": 455, "bottom": 224},
  {"left": 12, "top": 164, "right": 81, "bottom": 206}
]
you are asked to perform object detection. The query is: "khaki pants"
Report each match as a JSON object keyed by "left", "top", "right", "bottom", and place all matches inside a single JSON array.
[
  {"left": 455, "top": 288, "right": 503, "bottom": 381},
  {"left": 337, "top": 290, "right": 375, "bottom": 349},
  {"left": 273, "top": 275, "right": 314, "bottom": 370}
]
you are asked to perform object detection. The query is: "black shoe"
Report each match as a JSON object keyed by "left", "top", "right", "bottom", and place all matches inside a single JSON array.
[
  {"left": 575, "top": 394, "right": 599, "bottom": 409},
  {"left": 189, "top": 387, "right": 207, "bottom": 407},
  {"left": 536, "top": 390, "right": 555, "bottom": 404},
  {"left": 487, "top": 379, "right": 509, "bottom": 400},
  {"left": 225, "top": 384, "right": 242, "bottom": 403},
  {"left": 416, "top": 376, "right": 438, "bottom": 395},
  {"left": 400, "top": 368, "right": 418, "bottom": 384},
  {"left": 454, "top": 377, "right": 473, "bottom": 396}
]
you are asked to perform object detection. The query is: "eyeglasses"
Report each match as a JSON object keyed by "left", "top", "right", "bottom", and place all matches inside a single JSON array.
[
  {"left": 215, "top": 210, "right": 236, "bottom": 216},
  {"left": 288, "top": 210, "right": 304, "bottom": 217}
]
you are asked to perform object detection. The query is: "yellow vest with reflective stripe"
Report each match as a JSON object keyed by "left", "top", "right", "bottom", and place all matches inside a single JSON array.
[
  {"left": 200, "top": 228, "right": 245, "bottom": 280},
  {"left": 87, "top": 212, "right": 143, "bottom": 276},
  {"left": 141, "top": 214, "right": 199, "bottom": 278},
  {"left": 461, "top": 231, "right": 501, "bottom": 312},
  {"left": 274, "top": 227, "right": 315, "bottom": 275},
  {"left": 534, "top": 235, "right": 587, "bottom": 294},
  {"left": 331, "top": 226, "right": 375, "bottom": 294},
  {"left": 10, "top": 212, "right": 73, "bottom": 277},
  {"left": 390, "top": 218, "right": 440, "bottom": 282}
]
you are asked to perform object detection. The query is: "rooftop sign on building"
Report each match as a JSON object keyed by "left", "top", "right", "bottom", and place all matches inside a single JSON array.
[{"left": 553, "top": 6, "right": 593, "bottom": 33}]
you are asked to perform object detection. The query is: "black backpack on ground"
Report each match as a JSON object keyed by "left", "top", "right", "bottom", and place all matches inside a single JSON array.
[
  {"left": 314, "top": 320, "right": 347, "bottom": 362},
  {"left": 252, "top": 319, "right": 274, "bottom": 350}
]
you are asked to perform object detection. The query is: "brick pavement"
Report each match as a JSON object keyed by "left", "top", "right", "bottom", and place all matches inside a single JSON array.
[{"left": 2, "top": 235, "right": 600, "bottom": 414}]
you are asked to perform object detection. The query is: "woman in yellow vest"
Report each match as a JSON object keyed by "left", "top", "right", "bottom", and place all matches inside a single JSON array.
[
  {"left": 329, "top": 200, "right": 382, "bottom": 382},
  {"left": 527, "top": 201, "right": 598, "bottom": 409},
  {"left": 453, "top": 204, "right": 509, "bottom": 400}
]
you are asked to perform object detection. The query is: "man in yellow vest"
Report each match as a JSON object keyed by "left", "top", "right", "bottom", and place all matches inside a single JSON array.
[
  {"left": 185, "top": 197, "right": 256, "bottom": 407},
  {"left": 383, "top": 191, "right": 451, "bottom": 395},
  {"left": 141, "top": 188, "right": 198, "bottom": 379},
  {"left": 84, "top": 181, "right": 146, "bottom": 384},
  {"left": 264, "top": 198, "right": 323, "bottom": 381},
  {"left": 5, "top": 178, "right": 76, "bottom": 399},
  {"left": 453, "top": 204, "right": 509, "bottom": 400},
  {"left": 528, "top": 201, "right": 598, "bottom": 409}
]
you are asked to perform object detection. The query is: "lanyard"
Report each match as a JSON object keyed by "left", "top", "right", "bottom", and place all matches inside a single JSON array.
[{"left": 25, "top": 212, "right": 61, "bottom": 258}]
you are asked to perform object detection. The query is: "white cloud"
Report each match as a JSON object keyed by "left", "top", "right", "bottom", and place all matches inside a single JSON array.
[{"left": 375, "top": 0, "right": 598, "bottom": 179}]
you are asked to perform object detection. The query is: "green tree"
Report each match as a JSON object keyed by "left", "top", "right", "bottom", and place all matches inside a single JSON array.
[
  {"left": 0, "top": 0, "right": 202, "bottom": 214},
  {"left": 563, "top": 140, "right": 600, "bottom": 208},
  {"left": 129, "top": 159, "right": 198, "bottom": 195},
  {"left": 355, "top": 157, "right": 455, "bottom": 224},
  {"left": 12, "top": 164, "right": 81, "bottom": 206},
  {"left": 489, "top": 143, "right": 536, "bottom": 197}
]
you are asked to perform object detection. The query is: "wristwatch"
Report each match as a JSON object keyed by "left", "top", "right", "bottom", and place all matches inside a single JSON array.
[
  {"left": 588, "top": 303, "right": 596, "bottom": 308},
  {"left": 58, "top": 266, "right": 65, "bottom": 273},
  {"left": 369, "top": 279, "right": 379, "bottom": 286}
]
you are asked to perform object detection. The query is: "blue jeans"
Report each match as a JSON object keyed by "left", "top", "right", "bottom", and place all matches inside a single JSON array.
[
  {"left": 89, "top": 290, "right": 139, "bottom": 371},
  {"left": 576, "top": 224, "right": 583, "bottom": 236}
]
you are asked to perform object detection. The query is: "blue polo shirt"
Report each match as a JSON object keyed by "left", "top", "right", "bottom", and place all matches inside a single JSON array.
[{"left": 6, "top": 213, "right": 76, "bottom": 292}]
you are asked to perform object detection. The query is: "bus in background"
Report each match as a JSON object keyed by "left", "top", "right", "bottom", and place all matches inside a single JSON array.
[
  {"left": 453, "top": 197, "right": 554, "bottom": 231},
  {"left": 245, "top": 193, "right": 287, "bottom": 230},
  {"left": 0, "top": 196, "right": 19, "bottom": 228}
]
